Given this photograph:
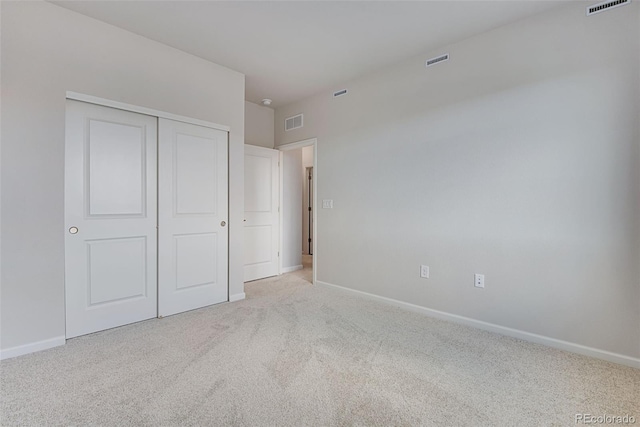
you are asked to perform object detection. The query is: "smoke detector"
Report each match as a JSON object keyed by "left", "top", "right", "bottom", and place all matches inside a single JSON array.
[{"left": 261, "top": 99, "right": 272, "bottom": 106}]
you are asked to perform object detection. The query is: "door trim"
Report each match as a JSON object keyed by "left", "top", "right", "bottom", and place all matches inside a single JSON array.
[
  {"left": 277, "top": 138, "right": 317, "bottom": 285},
  {"left": 66, "top": 92, "right": 230, "bottom": 132}
]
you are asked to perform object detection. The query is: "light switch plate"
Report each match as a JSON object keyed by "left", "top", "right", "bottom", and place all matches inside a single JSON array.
[{"left": 322, "top": 199, "right": 333, "bottom": 209}]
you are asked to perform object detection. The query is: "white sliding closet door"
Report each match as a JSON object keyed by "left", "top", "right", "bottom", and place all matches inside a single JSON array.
[
  {"left": 158, "top": 119, "right": 229, "bottom": 317},
  {"left": 65, "top": 100, "right": 158, "bottom": 339}
]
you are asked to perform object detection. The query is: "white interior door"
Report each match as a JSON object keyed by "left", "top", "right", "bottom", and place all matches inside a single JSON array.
[
  {"left": 65, "top": 100, "right": 158, "bottom": 339},
  {"left": 158, "top": 119, "right": 228, "bottom": 317},
  {"left": 244, "top": 145, "right": 280, "bottom": 282}
]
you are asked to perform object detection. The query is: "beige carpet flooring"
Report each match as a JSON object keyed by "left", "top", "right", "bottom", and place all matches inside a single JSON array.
[{"left": 1, "top": 260, "right": 639, "bottom": 426}]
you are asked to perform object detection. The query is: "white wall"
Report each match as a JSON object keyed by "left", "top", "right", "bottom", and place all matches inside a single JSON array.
[
  {"left": 245, "top": 101, "right": 274, "bottom": 148},
  {"left": 0, "top": 2, "right": 245, "bottom": 353},
  {"left": 282, "top": 150, "right": 303, "bottom": 270},
  {"left": 275, "top": 3, "right": 640, "bottom": 360}
]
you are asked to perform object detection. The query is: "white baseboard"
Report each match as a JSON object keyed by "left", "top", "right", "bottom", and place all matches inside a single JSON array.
[
  {"left": 229, "top": 292, "right": 246, "bottom": 302},
  {"left": 281, "top": 265, "right": 303, "bottom": 274},
  {"left": 317, "top": 281, "right": 640, "bottom": 369},
  {"left": 0, "top": 336, "right": 66, "bottom": 360}
]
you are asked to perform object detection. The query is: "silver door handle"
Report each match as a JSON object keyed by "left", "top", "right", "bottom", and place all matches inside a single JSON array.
[
  {"left": 69, "top": 227, "right": 79, "bottom": 234},
  {"left": 221, "top": 221, "right": 226, "bottom": 227}
]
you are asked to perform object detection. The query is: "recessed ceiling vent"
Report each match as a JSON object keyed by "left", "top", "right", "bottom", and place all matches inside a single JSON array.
[
  {"left": 285, "top": 114, "right": 303, "bottom": 131},
  {"left": 333, "top": 89, "right": 348, "bottom": 97},
  {"left": 587, "top": 0, "right": 630, "bottom": 16},
  {"left": 426, "top": 53, "right": 449, "bottom": 68}
]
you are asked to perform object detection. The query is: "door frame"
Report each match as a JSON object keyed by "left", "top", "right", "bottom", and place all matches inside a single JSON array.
[
  {"left": 64, "top": 92, "right": 231, "bottom": 339},
  {"left": 277, "top": 138, "right": 317, "bottom": 285}
]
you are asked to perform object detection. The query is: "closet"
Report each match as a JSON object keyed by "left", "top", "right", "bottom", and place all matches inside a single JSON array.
[{"left": 64, "top": 99, "right": 228, "bottom": 338}]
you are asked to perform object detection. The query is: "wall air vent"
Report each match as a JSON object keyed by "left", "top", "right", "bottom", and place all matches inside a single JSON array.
[
  {"left": 333, "top": 89, "right": 348, "bottom": 97},
  {"left": 285, "top": 113, "right": 303, "bottom": 131},
  {"left": 587, "top": 0, "right": 630, "bottom": 16},
  {"left": 426, "top": 53, "right": 449, "bottom": 68}
]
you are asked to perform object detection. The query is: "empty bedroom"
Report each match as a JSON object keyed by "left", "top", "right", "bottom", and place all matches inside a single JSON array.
[{"left": 1, "top": 0, "right": 639, "bottom": 425}]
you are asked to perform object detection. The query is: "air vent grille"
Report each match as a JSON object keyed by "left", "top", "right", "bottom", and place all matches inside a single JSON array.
[
  {"left": 285, "top": 114, "right": 303, "bottom": 131},
  {"left": 426, "top": 53, "right": 449, "bottom": 68},
  {"left": 333, "top": 89, "right": 348, "bottom": 97},
  {"left": 587, "top": 0, "right": 630, "bottom": 16}
]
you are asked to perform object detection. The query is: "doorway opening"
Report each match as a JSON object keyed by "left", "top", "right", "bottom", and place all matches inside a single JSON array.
[
  {"left": 279, "top": 138, "right": 317, "bottom": 285},
  {"left": 304, "top": 166, "right": 313, "bottom": 256}
]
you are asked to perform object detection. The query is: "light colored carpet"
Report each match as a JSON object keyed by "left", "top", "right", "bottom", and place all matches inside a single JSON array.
[{"left": 1, "top": 263, "right": 639, "bottom": 426}]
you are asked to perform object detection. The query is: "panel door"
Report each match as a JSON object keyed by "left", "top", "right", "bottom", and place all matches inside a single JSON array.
[
  {"left": 244, "top": 145, "right": 280, "bottom": 282},
  {"left": 158, "top": 119, "right": 228, "bottom": 317},
  {"left": 65, "top": 100, "right": 158, "bottom": 339}
]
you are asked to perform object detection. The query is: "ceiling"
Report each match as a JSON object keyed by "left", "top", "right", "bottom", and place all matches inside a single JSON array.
[{"left": 52, "top": 1, "right": 571, "bottom": 109}]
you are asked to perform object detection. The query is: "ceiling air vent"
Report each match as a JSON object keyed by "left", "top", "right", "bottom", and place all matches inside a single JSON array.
[
  {"left": 333, "top": 89, "right": 348, "bottom": 97},
  {"left": 426, "top": 53, "right": 449, "bottom": 68},
  {"left": 285, "top": 114, "right": 303, "bottom": 131},
  {"left": 587, "top": 0, "right": 630, "bottom": 16}
]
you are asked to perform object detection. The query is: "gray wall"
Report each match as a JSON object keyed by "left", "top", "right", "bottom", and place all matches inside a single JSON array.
[
  {"left": 1, "top": 2, "right": 246, "bottom": 351},
  {"left": 275, "top": 3, "right": 640, "bottom": 359},
  {"left": 282, "top": 150, "right": 303, "bottom": 270},
  {"left": 245, "top": 101, "right": 275, "bottom": 148}
]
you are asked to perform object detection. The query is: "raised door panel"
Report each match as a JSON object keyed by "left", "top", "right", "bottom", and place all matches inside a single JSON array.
[
  {"left": 87, "top": 237, "right": 148, "bottom": 305},
  {"left": 244, "top": 154, "right": 273, "bottom": 213},
  {"left": 174, "top": 233, "right": 217, "bottom": 290},
  {"left": 244, "top": 226, "right": 272, "bottom": 266},
  {"left": 87, "top": 120, "right": 146, "bottom": 217},
  {"left": 174, "top": 133, "right": 218, "bottom": 215}
]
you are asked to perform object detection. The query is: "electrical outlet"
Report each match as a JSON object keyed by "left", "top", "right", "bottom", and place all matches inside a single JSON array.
[
  {"left": 420, "top": 265, "right": 429, "bottom": 279},
  {"left": 474, "top": 274, "right": 485, "bottom": 288},
  {"left": 322, "top": 199, "right": 333, "bottom": 209}
]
